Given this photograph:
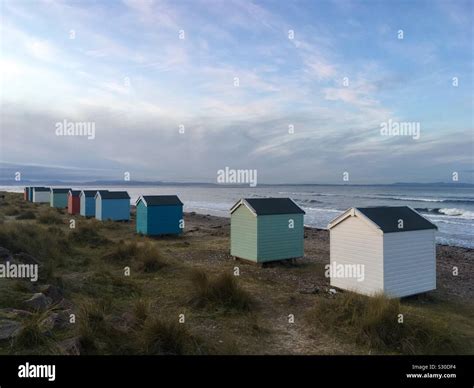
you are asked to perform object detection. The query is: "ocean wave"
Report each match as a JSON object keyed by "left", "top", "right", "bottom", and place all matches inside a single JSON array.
[
  {"left": 295, "top": 199, "right": 322, "bottom": 205},
  {"left": 280, "top": 191, "right": 474, "bottom": 205},
  {"left": 417, "top": 207, "right": 474, "bottom": 220},
  {"left": 302, "top": 206, "right": 342, "bottom": 213},
  {"left": 278, "top": 191, "right": 344, "bottom": 197},
  {"left": 370, "top": 194, "right": 474, "bottom": 204},
  {"left": 277, "top": 191, "right": 330, "bottom": 196}
]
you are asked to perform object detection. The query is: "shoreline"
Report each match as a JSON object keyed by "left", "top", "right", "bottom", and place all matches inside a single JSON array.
[
  {"left": 3, "top": 186, "right": 473, "bottom": 249},
  {"left": 184, "top": 210, "right": 474, "bottom": 250}
]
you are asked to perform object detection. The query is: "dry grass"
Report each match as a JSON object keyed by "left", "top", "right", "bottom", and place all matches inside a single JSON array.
[
  {"left": 140, "top": 317, "right": 204, "bottom": 355},
  {"left": 14, "top": 312, "right": 49, "bottom": 348},
  {"left": 0, "top": 223, "right": 70, "bottom": 264},
  {"left": 102, "top": 241, "right": 167, "bottom": 272},
  {"left": 189, "top": 270, "right": 254, "bottom": 311},
  {"left": 69, "top": 224, "right": 109, "bottom": 245},
  {"left": 132, "top": 298, "right": 151, "bottom": 325},
  {"left": 101, "top": 241, "right": 140, "bottom": 262},
  {"left": 16, "top": 210, "right": 36, "bottom": 220},
  {"left": 76, "top": 299, "right": 108, "bottom": 354},
  {"left": 37, "top": 210, "right": 63, "bottom": 225},
  {"left": 306, "top": 292, "right": 466, "bottom": 354}
]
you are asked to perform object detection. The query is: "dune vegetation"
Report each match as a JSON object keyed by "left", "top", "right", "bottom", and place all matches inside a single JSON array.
[{"left": 0, "top": 191, "right": 472, "bottom": 355}]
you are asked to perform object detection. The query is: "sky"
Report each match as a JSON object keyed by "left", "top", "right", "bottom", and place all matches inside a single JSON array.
[{"left": 0, "top": 0, "right": 473, "bottom": 184}]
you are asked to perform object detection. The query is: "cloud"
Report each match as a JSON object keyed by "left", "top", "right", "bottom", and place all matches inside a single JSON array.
[{"left": 0, "top": 0, "right": 472, "bottom": 184}]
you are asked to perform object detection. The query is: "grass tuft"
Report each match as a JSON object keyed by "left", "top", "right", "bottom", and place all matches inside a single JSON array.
[
  {"left": 140, "top": 317, "right": 203, "bottom": 355},
  {"left": 101, "top": 241, "right": 140, "bottom": 262},
  {"left": 14, "top": 313, "right": 49, "bottom": 348},
  {"left": 37, "top": 211, "right": 63, "bottom": 225},
  {"left": 189, "top": 270, "right": 253, "bottom": 311},
  {"left": 133, "top": 298, "right": 151, "bottom": 325},
  {"left": 69, "top": 224, "right": 109, "bottom": 245},
  {"left": 0, "top": 223, "right": 70, "bottom": 265},
  {"left": 102, "top": 241, "right": 167, "bottom": 272},
  {"left": 306, "top": 292, "right": 466, "bottom": 354},
  {"left": 76, "top": 299, "right": 107, "bottom": 354},
  {"left": 134, "top": 244, "right": 167, "bottom": 273}
]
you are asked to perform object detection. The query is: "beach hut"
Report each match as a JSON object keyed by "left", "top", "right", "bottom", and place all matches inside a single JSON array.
[
  {"left": 327, "top": 206, "right": 437, "bottom": 298},
  {"left": 32, "top": 187, "right": 50, "bottom": 203},
  {"left": 50, "top": 188, "right": 71, "bottom": 208},
  {"left": 67, "top": 190, "right": 81, "bottom": 215},
  {"left": 136, "top": 195, "right": 183, "bottom": 236},
  {"left": 230, "top": 198, "right": 305, "bottom": 264},
  {"left": 95, "top": 191, "right": 130, "bottom": 221},
  {"left": 28, "top": 187, "right": 34, "bottom": 202},
  {"left": 24, "top": 187, "right": 30, "bottom": 201},
  {"left": 80, "top": 190, "right": 101, "bottom": 217}
]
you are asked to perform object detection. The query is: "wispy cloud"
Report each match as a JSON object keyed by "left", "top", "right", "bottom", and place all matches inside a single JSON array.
[{"left": 0, "top": 0, "right": 472, "bottom": 183}]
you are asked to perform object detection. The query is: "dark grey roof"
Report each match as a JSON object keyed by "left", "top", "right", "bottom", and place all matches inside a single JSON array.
[
  {"left": 80, "top": 190, "right": 99, "bottom": 197},
  {"left": 237, "top": 198, "right": 305, "bottom": 215},
  {"left": 98, "top": 191, "right": 130, "bottom": 200},
  {"left": 69, "top": 190, "right": 81, "bottom": 196},
  {"left": 33, "top": 187, "right": 49, "bottom": 192},
  {"left": 357, "top": 206, "right": 437, "bottom": 233},
  {"left": 51, "top": 188, "right": 71, "bottom": 193},
  {"left": 140, "top": 195, "right": 183, "bottom": 206}
]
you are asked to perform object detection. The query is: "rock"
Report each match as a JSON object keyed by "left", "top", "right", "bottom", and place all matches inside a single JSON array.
[
  {"left": 13, "top": 252, "right": 41, "bottom": 265},
  {"left": 0, "top": 319, "right": 21, "bottom": 341},
  {"left": 0, "top": 247, "right": 12, "bottom": 262},
  {"left": 58, "top": 337, "right": 82, "bottom": 355},
  {"left": 299, "top": 286, "right": 321, "bottom": 295},
  {"left": 24, "top": 293, "right": 52, "bottom": 311},
  {"left": 39, "top": 284, "right": 63, "bottom": 303},
  {"left": 40, "top": 311, "right": 70, "bottom": 332}
]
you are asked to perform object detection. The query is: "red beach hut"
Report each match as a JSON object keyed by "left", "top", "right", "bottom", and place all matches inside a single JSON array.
[{"left": 68, "top": 190, "right": 81, "bottom": 215}]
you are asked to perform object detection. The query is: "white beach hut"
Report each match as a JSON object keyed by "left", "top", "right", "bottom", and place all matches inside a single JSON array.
[
  {"left": 32, "top": 187, "right": 50, "bottom": 203},
  {"left": 327, "top": 206, "right": 437, "bottom": 298}
]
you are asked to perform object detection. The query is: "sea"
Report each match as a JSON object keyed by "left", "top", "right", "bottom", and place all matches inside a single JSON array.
[{"left": 2, "top": 184, "right": 473, "bottom": 249}]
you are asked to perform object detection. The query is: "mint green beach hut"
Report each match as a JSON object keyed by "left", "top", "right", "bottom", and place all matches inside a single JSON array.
[
  {"left": 230, "top": 198, "right": 305, "bottom": 264},
  {"left": 50, "top": 188, "right": 71, "bottom": 208}
]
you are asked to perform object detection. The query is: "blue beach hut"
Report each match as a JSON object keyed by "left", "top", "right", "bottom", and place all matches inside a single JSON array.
[
  {"left": 95, "top": 191, "right": 130, "bottom": 221},
  {"left": 80, "top": 190, "right": 101, "bottom": 217},
  {"left": 136, "top": 195, "right": 184, "bottom": 236}
]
